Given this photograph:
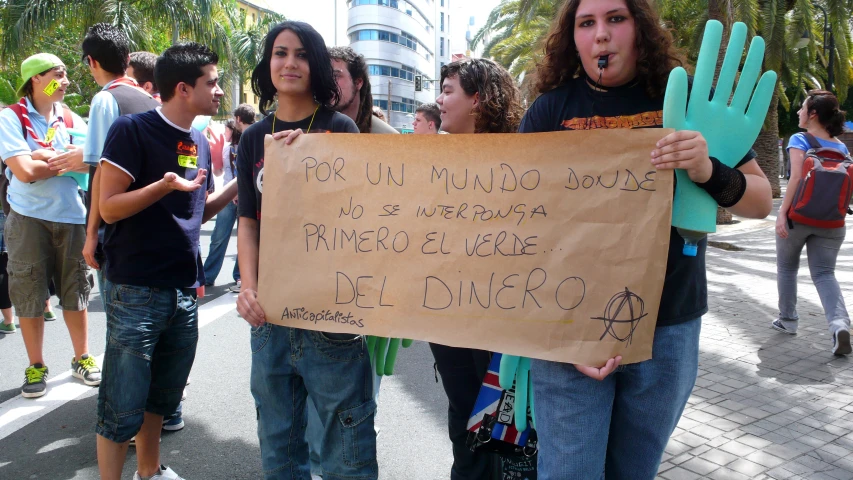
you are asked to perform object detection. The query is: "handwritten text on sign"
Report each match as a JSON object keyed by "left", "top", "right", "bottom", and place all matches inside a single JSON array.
[{"left": 258, "top": 130, "right": 673, "bottom": 365}]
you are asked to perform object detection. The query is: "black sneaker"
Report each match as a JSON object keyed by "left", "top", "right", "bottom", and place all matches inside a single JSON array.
[
  {"left": 832, "top": 330, "right": 851, "bottom": 356},
  {"left": 71, "top": 354, "right": 102, "bottom": 386},
  {"left": 22, "top": 364, "right": 49, "bottom": 398},
  {"left": 771, "top": 319, "right": 797, "bottom": 335}
]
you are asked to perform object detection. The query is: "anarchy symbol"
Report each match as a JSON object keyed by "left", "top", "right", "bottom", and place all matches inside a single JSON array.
[{"left": 592, "top": 287, "right": 648, "bottom": 344}]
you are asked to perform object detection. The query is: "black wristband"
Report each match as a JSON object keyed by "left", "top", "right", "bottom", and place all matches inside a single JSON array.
[{"left": 695, "top": 157, "right": 747, "bottom": 208}]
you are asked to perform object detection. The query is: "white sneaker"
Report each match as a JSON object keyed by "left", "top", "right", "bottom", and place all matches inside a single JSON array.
[{"left": 133, "top": 465, "right": 184, "bottom": 479}]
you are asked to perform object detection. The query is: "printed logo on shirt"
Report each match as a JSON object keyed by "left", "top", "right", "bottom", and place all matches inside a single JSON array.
[
  {"left": 561, "top": 110, "right": 663, "bottom": 130},
  {"left": 176, "top": 140, "right": 198, "bottom": 157}
]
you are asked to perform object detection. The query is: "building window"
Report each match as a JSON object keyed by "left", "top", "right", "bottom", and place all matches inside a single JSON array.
[
  {"left": 351, "top": 29, "right": 427, "bottom": 55},
  {"left": 447, "top": 38, "right": 451, "bottom": 54},
  {"left": 440, "top": 13, "right": 444, "bottom": 32},
  {"left": 440, "top": 37, "right": 444, "bottom": 56},
  {"left": 373, "top": 97, "right": 422, "bottom": 114},
  {"left": 242, "top": 92, "right": 247, "bottom": 103},
  {"left": 353, "top": 0, "right": 399, "bottom": 6},
  {"left": 368, "top": 64, "right": 430, "bottom": 90}
]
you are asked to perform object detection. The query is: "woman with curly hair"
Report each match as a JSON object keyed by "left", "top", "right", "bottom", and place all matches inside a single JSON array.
[
  {"left": 431, "top": 57, "right": 523, "bottom": 479},
  {"left": 518, "top": 0, "right": 772, "bottom": 478}
]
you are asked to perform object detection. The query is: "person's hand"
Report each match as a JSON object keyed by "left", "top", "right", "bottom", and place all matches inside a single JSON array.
[
  {"left": 48, "top": 145, "right": 84, "bottom": 174},
  {"left": 574, "top": 355, "right": 622, "bottom": 381},
  {"left": 83, "top": 235, "right": 99, "bottom": 270},
  {"left": 272, "top": 128, "right": 304, "bottom": 145},
  {"left": 651, "top": 131, "right": 713, "bottom": 184},
  {"left": 776, "top": 212, "right": 789, "bottom": 238},
  {"left": 237, "top": 287, "right": 266, "bottom": 327},
  {"left": 163, "top": 169, "right": 207, "bottom": 192},
  {"left": 31, "top": 149, "right": 57, "bottom": 161}
]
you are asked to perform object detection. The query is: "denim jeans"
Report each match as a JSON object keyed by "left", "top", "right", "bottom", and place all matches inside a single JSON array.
[
  {"left": 776, "top": 222, "right": 849, "bottom": 334},
  {"left": 307, "top": 355, "right": 383, "bottom": 476},
  {"left": 531, "top": 317, "right": 701, "bottom": 480},
  {"left": 203, "top": 202, "right": 240, "bottom": 285},
  {"left": 250, "top": 324, "right": 377, "bottom": 480},
  {"left": 96, "top": 280, "right": 198, "bottom": 443}
]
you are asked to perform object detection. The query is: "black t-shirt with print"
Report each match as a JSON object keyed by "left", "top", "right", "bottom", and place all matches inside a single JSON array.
[
  {"left": 519, "top": 76, "right": 755, "bottom": 327},
  {"left": 236, "top": 108, "right": 359, "bottom": 222}
]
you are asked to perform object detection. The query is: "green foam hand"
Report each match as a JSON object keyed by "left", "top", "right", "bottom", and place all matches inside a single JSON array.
[
  {"left": 498, "top": 354, "right": 535, "bottom": 432},
  {"left": 366, "top": 336, "right": 413, "bottom": 376},
  {"left": 664, "top": 20, "right": 777, "bottom": 233},
  {"left": 60, "top": 171, "right": 89, "bottom": 191}
]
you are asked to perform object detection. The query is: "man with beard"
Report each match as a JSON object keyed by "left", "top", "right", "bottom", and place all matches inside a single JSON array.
[{"left": 329, "top": 46, "right": 398, "bottom": 134}]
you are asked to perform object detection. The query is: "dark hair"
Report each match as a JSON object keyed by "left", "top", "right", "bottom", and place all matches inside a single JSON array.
[
  {"left": 81, "top": 23, "right": 130, "bottom": 76},
  {"left": 23, "top": 66, "right": 65, "bottom": 98},
  {"left": 251, "top": 21, "right": 340, "bottom": 115},
  {"left": 129, "top": 51, "right": 158, "bottom": 92},
  {"left": 225, "top": 119, "right": 242, "bottom": 145},
  {"left": 155, "top": 42, "right": 219, "bottom": 102},
  {"left": 416, "top": 102, "right": 442, "bottom": 130},
  {"left": 233, "top": 103, "right": 257, "bottom": 125},
  {"left": 440, "top": 58, "right": 522, "bottom": 133},
  {"left": 536, "top": 0, "right": 684, "bottom": 98},
  {"left": 805, "top": 90, "right": 847, "bottom": 137},
  {"left": 328, "top": 46, "right": 373, "bottom": 133}
]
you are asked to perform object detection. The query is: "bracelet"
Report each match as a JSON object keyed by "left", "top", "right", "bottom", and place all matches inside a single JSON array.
[{"left": 695, "top": 157, "right": 747, "bottom": 208}]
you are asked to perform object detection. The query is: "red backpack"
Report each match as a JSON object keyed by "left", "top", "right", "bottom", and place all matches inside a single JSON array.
[{"left": 787, "top": 133, "right": 853, "bottom": 229}]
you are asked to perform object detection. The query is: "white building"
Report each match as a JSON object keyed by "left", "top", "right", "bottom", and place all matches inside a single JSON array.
[{"left": 347, "top": 0, "right": 451, "bottom": 131}]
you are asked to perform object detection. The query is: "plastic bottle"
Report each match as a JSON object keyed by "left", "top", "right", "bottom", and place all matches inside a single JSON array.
[{"left": 676, "top": 228, "right": 706, "bottom": 257}]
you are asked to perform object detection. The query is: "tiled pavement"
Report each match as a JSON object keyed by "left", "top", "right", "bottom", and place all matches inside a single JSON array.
[{"left": 657, "top": 189, "right": 853, "bottom": 480}]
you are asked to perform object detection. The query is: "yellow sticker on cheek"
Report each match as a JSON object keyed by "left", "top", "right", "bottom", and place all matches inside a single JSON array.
[
  {"left": 178, "top": 155, "right": 198, "bottom": 169},
  {"left": 43, "top": 79, "right": 60, "bottom": 96}
]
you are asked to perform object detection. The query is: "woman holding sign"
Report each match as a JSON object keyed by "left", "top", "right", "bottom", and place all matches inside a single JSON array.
[
  {"left": 431, "top": 57, "right": 524, "bottom": 479},
  {"left": 517, "top": 0, "right": 772, "bottom": 478},
  {"left": 233, "top": 21, "right": 377, "bottom": 480}
]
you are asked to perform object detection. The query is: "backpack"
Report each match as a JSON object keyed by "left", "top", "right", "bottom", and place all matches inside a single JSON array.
[
  {"left": 787, "top": 132, "right": 853, "bottom": 229},
  {"left": 0, "top": 103, "right": 74, "bottom": 216}
]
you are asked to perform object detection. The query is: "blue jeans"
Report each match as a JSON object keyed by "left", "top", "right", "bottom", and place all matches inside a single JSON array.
[
  {"left": 306, "top": 352, "right": 383, "bottom": 475},
  {"left": 531, "top": 317, "right": 701, "bottom": 480},
  {"left": 203, "top": 202, "right": 239, "bottom": 285},
  {"left": 250, "top": 324, "right": 378, "bottom": 480},
  {"left": 96, "top": 280, "right": 198, "bottom": 443}
]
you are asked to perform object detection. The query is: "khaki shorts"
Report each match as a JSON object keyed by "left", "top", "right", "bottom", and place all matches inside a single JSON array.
[{"left": 4, "top": 210, "right": 92, "bottom": 318}]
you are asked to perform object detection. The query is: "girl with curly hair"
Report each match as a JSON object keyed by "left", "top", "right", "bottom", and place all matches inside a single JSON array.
[
  {"left": 519, "top": 0, "right": 772, "bottom": 478},
  {"left": 431, "top": 57, "right": 524, "bottom": 479}
]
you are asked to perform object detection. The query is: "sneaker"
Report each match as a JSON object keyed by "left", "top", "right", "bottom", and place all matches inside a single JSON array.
[
  {"left": 832, "top": 329, "right": 852, "bottom": 356},
  {"left": 771, "top": 319, "right": 796, "bottom": 335},
  {"left": 71, "top": 354, "right": 101, "bottom": 386},
  {"left": 43, "top": 310, "right": 56, "bottom": 321},
  {"left": 133, "top": 465, "right": 184, "bottom": 479},
  {"left": 0, "top": 322, "right": 15, "bottom": 334},
  {"left": 22, "top": 364, "right": 49, "bottom": 398},
  {"left": 162, "top": 413, "right": 185, "bottom": 431},
  {"left": 229, "top": 280, "right": 242, "bottom": 293}
]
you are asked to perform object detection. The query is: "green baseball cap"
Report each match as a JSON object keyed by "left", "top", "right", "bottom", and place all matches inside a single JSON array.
[{"left": 16, "top": 53, "right": 65, "bottom": 97}]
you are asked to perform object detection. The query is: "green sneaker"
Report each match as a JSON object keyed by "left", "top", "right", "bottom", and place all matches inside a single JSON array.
[
  {"left": 22, "top": 364, "right": 49, "bottom": 398},
  {"left": 44, "top": 310, "right": 57, "bottom": 321},
  {"left": 71, "top": 354, "right": 101, "bottom": 386},
  {"left": 0, "top": 322, "right": 15, "bottom": 334}
]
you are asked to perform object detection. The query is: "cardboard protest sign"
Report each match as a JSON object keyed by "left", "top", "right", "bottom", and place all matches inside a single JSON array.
[{"left": 257, "top": 130, "right": 673, "bottom": 365}]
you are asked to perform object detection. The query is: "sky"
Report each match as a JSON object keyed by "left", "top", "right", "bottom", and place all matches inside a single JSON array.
[{"left": 278, "top": 0, "right": 502, "bottom": 52}]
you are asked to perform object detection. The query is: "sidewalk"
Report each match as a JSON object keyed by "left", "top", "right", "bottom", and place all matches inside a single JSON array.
[{"left": 658, "top": 184, "right": 853, "bottom": 480}]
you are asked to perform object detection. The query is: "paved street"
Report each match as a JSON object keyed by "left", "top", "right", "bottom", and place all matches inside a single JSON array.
[{"left": 0, "top": 182, "right": 852, "bottom": 479}]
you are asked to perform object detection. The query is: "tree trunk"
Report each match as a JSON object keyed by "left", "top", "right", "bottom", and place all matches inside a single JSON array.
[{"left": 755, "top": 89, "right": 782, "bottom": 198}]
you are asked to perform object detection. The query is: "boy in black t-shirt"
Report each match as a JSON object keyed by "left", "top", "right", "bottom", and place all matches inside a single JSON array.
[{"left": 94, "top": 43, "right": 237, "bottom": 480}]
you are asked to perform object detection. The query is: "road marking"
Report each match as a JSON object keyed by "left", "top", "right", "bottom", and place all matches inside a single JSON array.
[{"left": 0, "top": 291, "right": 237, "bottom": 441}]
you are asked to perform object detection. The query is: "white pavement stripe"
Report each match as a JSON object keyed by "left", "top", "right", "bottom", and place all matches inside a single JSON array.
[{"left": 0, "top": 291, "right": 237, "bottom": 442}]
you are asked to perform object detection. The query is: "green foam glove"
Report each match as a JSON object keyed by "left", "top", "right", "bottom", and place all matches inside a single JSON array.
[
  {"left": 60, "top": 171, "right": 89, "bottom": 191},
  {"left": 664, "top": 20, "right": 777, "bottom": 233},
  {"left": 498, "top": 354, "right": 535, "bottom": 432},
  {"left": 366, "top": 336, "right": 413, "bottom": 376}
]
